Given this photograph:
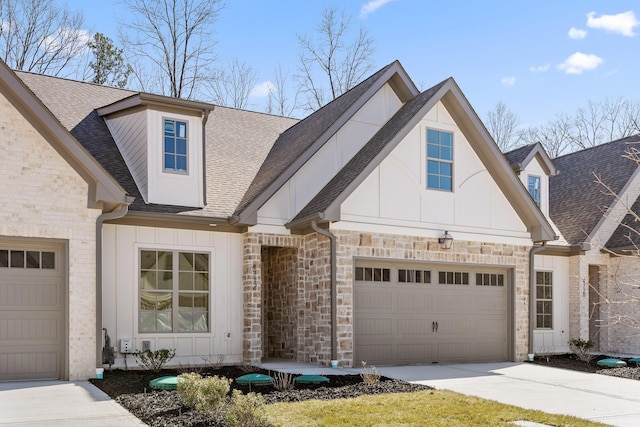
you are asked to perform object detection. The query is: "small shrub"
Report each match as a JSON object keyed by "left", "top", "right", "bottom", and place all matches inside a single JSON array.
[
  {"left": 360, "top": 360, "right": 381, "bottom": 385},
  {"left": 238, "top": 363, "right": 259, "bottom": 373},
  {"left": 272, "top": 371, "right": 295, "bottom": 391},
  {"left": 133, "top": 348, "right": 176, "bottom": 372},
  {"left": 569, "top": 338, "right": 595, "bottom": 363},
  {"left": 177, "top": 373, "right": 232, "bottom": 415},
  {"left": 224, "top": 390, "right": 269, "bottom": 427}
]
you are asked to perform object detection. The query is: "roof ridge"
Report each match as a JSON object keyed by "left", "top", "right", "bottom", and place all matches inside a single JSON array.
[{"left": 554, "top": 133, "right": 640, "bottom": 160}]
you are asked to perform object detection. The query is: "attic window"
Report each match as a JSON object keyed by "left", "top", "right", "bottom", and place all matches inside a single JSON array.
[
  {"left": 426, "top": 129, "right": 453, "bottom": 191},
  {"left": 163, "top": 119, "right": 188, "bottom": 173},
  {"left": 528, "top": 175, "right": 541, "bottom": 207}
]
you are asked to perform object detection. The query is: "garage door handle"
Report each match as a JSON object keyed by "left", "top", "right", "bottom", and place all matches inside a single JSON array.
[
  {"left": 432, "top": 321, "right": 439, "bottom": 333},
  {"left": 435, "top": 321, "right": 439, "bottom": 332}
]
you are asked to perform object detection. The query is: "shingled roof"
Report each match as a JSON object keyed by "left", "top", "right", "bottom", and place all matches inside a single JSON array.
[
  {"left": 16, "top": 71, "right": 296, "bottom": 218},
  {"left": 504, "top": 143, "right": 537, "bottom": 166},
  {"left": 550, "top": 135, "right": 640, "bottom": 246},
  {"left": 233, "top": 61, "right": 418, "bottom": 223}
]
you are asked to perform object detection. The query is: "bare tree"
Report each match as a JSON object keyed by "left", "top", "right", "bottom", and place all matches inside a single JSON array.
[
  {"left": 207, "top": 58, "right": 257, "bottom": 109},
  {"left": 296, "top": 7, "right": 375, "bottom": 112},
  {"left": 119, "top": 0, "right": 224, "bottom": 99},
  {"left": 265, "top": 64, "right": 299, "bottom": 117},
  {"left": 519, "top": 114, "right": 574, "bottom": 158},
  {"left": 486, "top": 101, "right": 520, "bottom": 152},
  {"left": 0, "top": 0, "right": 87, "bottom": 76}
]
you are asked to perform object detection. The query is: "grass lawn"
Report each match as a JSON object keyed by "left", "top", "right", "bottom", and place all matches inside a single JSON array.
[{"left": 265, "top": 389, "right": 609, "bottom": 427}]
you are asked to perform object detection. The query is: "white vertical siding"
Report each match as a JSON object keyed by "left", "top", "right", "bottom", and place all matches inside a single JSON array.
[
  {"left": 104, "top": 110, "right": 149, "bottom": 201},
  {"left": 257, "top": 83, "right": 403, "bottom": 225},
  {"left": 146, "top": 110, "right": 204, "bottom": 207},
  {"left": 518, "top": 157, "right": 550, "bottom": 217},
  {"left": 339, "top": 101, "right": 530, "bottom": 244},
  {"left": 102, "top": 224, "right": 244, "bottom": 367},
  {"left": 533, "top": 254, "right": 570, "bottom": 354}
]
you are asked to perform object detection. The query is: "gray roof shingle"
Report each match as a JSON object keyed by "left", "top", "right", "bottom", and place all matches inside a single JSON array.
[
  {"left": 16, "top": 71, "right": 296, "bottom": 218},
  {"left": 504, "top": 143, "right": 537, "bottom": 167},
  {"left": 550, "top": 135, "right": 640, "bottom": 246}
]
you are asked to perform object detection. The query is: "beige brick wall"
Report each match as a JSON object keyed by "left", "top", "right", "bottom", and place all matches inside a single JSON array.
[
  {"left": 243, "top": 229, "right": 532, "bottom": 366},
  {"left": 1, "top": 92, "right": 102, "bottom": 380}
]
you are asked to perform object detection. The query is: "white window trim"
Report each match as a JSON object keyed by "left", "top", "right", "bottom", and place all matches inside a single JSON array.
[
  {"left": 425, "top": 127, "right": 454, "bottom": 192},
  {"left": 535, "top": 270, "right": 553, "bottom": 330},
  {"left": 162, "top": 117, "right": 189, "bottom": 175},
  {"left": 134, "top": 244, "right": 214, "bottom": 336}
]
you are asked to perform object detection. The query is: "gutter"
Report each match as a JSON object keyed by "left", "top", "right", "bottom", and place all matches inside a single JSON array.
[
  {"left": 528, "top": 242, "right": 547, "bottom": 358},
  {"left": 310, "top": 220, "right": 338, "bottom": 363},
  {"left": 202, "top": 108, "right": 211, "bottom": 206},
  {"left": 95, "top": 199, "right": 133, "bottom": 367}
]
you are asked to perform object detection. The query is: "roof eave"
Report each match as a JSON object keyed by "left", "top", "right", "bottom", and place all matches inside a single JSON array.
[
  {"left": 0, "top": 60, "right": 129, "bottom": 207},
  {"left": 234, "top": 60, "right": 420, "bottom": 225},
  {"left": 97, "top": 93, "right": 216, "bottom": 117}
]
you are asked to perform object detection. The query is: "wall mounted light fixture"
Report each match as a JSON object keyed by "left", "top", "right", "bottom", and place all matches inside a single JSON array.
[{"left": 438, "top": 231, "right": 453, "bottom": 250}]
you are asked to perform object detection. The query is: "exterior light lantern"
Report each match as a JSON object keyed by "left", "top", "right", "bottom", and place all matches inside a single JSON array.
[{"left": 439, "top": 231, "right": 453, "bottom": 250}]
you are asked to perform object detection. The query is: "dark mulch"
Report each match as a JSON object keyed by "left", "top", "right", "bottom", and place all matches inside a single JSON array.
[
  {"left": 90, "top": 366, "right": 433, "bottom": 427},
  {"left": 532, "top": 353, "right": 640, "bottom": 379}
]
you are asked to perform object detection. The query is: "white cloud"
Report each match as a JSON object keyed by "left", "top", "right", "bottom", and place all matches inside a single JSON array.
[
  {"left": 557, "top": 52, "right": 603, "bottom": 74},
  {"left": 568, "top": 27, "right": 587, "bottom": 39},
  {"left": 501, "top": 76, "right": 516, "bottom": 87},
  {"left": 43, "top": 28, "right": 91, "bottom": 56},
  {"left": 586, "top": 11, "right": 639, "bottom": 36},
  {"left": 250, "top": 81, "right": 275, "bottom": 98},
  {"left": 360, "top": 0, "right": 397, "bottom": 18},
  {"left": 530, "top": 64, "right": 550, "bottom": 73}
]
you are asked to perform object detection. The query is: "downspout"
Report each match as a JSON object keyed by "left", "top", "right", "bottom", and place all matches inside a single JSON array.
[
  {"left": 96, "top": 201, "right": 132, "bottom": 367},
  {"left": 202, "top": 108, "right": 211, "bottom": 206},
  {"left": 310, "top": 220, "right": 337, "bottom": 363},
  {"left": 528, "top": 241, "right": 546, "bottom": 358}
]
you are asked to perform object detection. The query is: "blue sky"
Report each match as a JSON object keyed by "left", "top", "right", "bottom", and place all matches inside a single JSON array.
[{"left": 68, "top": 0, "right": 640, "bottom": 126}]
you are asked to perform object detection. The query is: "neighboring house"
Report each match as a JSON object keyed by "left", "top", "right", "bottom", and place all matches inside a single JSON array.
[
  {"left": 505, "top": 136, "right": 640, "bottom": 357},
  {"left": 6, "top": 56, "right": 607, "bottom": 383}
]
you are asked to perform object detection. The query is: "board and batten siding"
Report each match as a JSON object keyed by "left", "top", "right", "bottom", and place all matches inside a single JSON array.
[
  {"left": 338, "top": 101, "right": 530, "bottom": 245},
  {"left": 102, "top": 224, "right": 244, "bottom": 367},
  {"left": 533, "top": 254, "right": 570, "bottom": 354},
  {"left": 257, "top": 83, "right": 403, "bottom": 226},
  {"left": 104, "top": 110, "right": 149, "bottom": 201}
]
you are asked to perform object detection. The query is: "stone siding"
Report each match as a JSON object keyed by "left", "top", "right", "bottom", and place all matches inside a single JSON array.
[
  {"left": 0, "top": 91, "right": 102, "bottom": 380},
  {"left": 243, "top": 229, "right": 532, "bottom": 366}
]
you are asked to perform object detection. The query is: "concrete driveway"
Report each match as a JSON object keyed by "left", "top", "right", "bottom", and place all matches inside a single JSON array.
[
  {"left": 378, "top": 362, "right": 640, "bottom": 427},
  {"left": 0, "top": 380, "right": 144, "bottom": 426}
]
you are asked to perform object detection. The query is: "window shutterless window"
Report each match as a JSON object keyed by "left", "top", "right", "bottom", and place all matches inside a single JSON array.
[
  {"left": 163, "top": 119, "right": 188, "bottom": 172},
  {"left": 535, "top": 271, "right": 552, "bottom": 329},
  {"left": 426, "top": 129, "right": 453, "bottom": 191},
  {"left": 528, "top": 175, "right": 541, "bottom": 207},
  {"left": 139, "top": 250, "right": 209, "bottom": 333}
]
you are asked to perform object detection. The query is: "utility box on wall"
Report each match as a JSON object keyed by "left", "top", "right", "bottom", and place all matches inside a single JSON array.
[{"left": 120, "top": 338, "right": 134, "bottom": 354}]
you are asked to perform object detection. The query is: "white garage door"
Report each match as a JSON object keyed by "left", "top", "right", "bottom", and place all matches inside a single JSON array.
[
  {"left": 354, "top": 261, "right": 510, "bottom": 365},
  {"left": 0, "top": 243, "right": 64, "bottom": 381}
]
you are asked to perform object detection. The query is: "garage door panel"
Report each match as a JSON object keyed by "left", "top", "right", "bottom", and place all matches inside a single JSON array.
[
  {"left": 355, "top": 261, "right": 509, "bottom": 365},
  {"left": 0, "top": 283, "right": 60, "bottom": 310},
  {"left": 397, "top": 343, "right": 434, "bottom": 362},
  {"left": 0, "top": 243, "right": 63, "bottom": 381},
  {"left": 355, "top": 317, "right": 393, "bottom": 335}
]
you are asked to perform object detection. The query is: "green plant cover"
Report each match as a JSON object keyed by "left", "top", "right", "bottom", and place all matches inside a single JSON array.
[
  {"left": 149, "top": 376, "right": 179, "bottom": 390},
  {"left": 235, "top": 373, "right": 274, "bottom": 385},
  {"left": 295, "top": 374, "right": 330, "bottom": 384},
  {"left": 596, "top": 358, "right": 627, "bottom": 368}
]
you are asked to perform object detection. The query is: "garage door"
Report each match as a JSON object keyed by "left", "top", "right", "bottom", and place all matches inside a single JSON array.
[
  {"left": 354, "top": 261, "right": 510, "bottom": 365},
  {"left": 0, "top": 243, "right": 64, "bottom": 380}
]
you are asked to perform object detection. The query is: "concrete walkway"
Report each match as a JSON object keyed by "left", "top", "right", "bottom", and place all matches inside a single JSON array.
[
  {"left": 0, "top": 380, "right": 144, "bottom": 426},
  {"left": 2, "top": 362, "right": 640, "bottom": 426},
  {"left": 378, "top": 362, "right": 640, "bottom": 427}
]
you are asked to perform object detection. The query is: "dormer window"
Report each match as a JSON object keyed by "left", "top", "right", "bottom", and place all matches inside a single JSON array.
[
  {"left": 163, "top": 119, "right": 188, "bottom": 173},
  {"left": 528, "top": 175, "right": 541, "bottom": 206}
]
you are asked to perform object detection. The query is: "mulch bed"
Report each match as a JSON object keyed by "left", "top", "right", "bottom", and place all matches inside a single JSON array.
[{"left": 90, "top": 365, "right": 433, "bottom": 427}]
